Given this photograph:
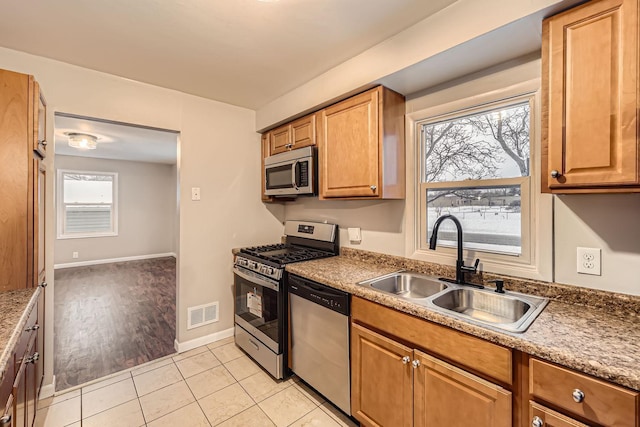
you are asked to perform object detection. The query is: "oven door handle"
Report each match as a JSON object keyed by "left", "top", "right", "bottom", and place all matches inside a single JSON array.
[{"left": 233, "top": 267, "right": 280, "bottom": 292}]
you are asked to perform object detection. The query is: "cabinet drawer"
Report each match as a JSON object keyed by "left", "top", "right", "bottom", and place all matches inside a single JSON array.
[
  {"left": 351, "top": 297, "right": 512, "bottom": 385},
  {"left": 530, "top": 358, "right": 639, "bottom": 427},
  {"left": 529, "top": 401, "right": 589, "bottom": 427},
  {"left": 13, "top": 305, "right": 37, "bottom": 372}
]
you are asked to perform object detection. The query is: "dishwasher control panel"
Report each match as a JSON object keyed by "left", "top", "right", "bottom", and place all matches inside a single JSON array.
[{"left": 288, "top": 275, "right": 349, "bottom": 316}]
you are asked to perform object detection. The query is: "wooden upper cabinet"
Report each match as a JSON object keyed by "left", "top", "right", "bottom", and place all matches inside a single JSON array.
[
  {"left": 318, "top": 86, "right": 405, "bottom": 199},
  {"left": 33, "top": 81, "right": 47, "bottom": 158},
  {"left": 0, "top": 69, "right": 45, "bottom": 291},
  {"left": 542, "top": 0, "right": 639, "bottom": 192},
  {"left": 269, "top": 113, "right": 316, "bottom": 155}
]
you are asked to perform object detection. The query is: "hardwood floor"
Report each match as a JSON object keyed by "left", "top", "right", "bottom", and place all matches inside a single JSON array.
[{"left": 54, "top": 257, "right": 176, "bottom": 391}]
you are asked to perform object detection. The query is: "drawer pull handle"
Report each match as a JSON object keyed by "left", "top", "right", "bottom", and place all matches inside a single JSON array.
[
  {"left": 411, "top": 359, "right": 420, "bottom": 369},
  {"left": 572, "top": 388, "right": 585, "bottom": 403},
  {"left": 401, "top": 356, "right": 410, "bottom": 365},
  {"left": 0, "top": 414, "right": 11, "bottom": 426},
  {"left": 24, "top": 324, "right": 40, "bottom": 332},
  {"left": 531, "top": 416, "right": 543, "bottom": 427}
]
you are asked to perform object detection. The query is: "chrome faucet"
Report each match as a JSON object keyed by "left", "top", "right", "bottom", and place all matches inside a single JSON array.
[{"left": 429, "top": 214, "right": 482, "bottom": 288}]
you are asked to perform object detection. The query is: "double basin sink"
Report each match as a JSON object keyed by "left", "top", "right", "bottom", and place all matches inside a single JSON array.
[{"left": 358, "top": 272, "right": 548, "bottom": 333}]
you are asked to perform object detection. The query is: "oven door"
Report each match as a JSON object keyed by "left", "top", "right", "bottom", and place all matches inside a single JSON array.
[{"left": 233, "top": 266, "right": 282, "bottom": 353}]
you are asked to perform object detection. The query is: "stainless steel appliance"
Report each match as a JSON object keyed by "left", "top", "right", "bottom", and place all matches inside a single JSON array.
[
  {"left": 289, "top": 274, "right": 351, "bottom": 415},
  {"left": 264, "top": 146, "right": 315, "bottom": 197},
  {"left": 233, "top": 220, "right": 338, "bottom": 379}
]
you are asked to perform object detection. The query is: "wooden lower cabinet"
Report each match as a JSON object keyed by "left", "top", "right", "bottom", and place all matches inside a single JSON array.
[
  {"left": 351, "top": 323, "right": 413, "bottom": 427},
  {"left": 351, "top": 323, "right": 512, "bottom": 427},
  {"left": 414, "top": 350, "right": 511, "bottom": 427},
  {"left": 529, "top": 402, "right": 589, "bottom": 427}
]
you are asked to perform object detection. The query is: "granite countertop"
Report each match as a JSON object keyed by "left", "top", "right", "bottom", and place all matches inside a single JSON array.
[
  {"left": 285, "top": 254, "right": 640, "bottom": 392},
  {"left": 0, "top": 287, "right": 40, "bottom": 382}
]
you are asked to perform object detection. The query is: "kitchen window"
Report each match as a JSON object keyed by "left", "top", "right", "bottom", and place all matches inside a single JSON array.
[
  {"left": 57, "top": 170, "right": 118, "bottom": 239},
  {"left": 414, "top": 90, "right": 540, "bottom": 270}
]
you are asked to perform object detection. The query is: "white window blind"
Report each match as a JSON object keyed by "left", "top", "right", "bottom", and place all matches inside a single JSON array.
[{"left": 58, "top": 171, "right": 118, "bottom": 238}]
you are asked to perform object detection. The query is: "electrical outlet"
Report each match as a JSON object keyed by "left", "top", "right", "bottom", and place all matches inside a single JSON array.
[
  {"left": 191, "top": 187, "right": 201, "bottom": 201},
  {"left": 576, "top": 247, "right": 601, "bottom": 275},
  {"left": 72, "top": 251, "right": 79, "bottom": 259}
]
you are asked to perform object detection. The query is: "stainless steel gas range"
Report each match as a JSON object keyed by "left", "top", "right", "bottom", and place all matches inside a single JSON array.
[{"left": 233, "top": 220, "right": 339, "bottom": 379}]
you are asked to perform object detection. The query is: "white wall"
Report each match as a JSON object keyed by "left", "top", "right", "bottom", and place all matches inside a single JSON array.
[
  {"left": 0, "top": 46, "right": 286, "bottom": 391},
  {"left": 54, "top": 155, "right": 176, "bottom": 265},
  {"left": 554, "top": 194, "right": 640, "bottom": 295}
]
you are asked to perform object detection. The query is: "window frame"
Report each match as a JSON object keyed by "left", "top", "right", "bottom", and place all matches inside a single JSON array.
[
  {"left": 405, "top": 79, "right": 553, "bottom": 282},
  {"left": 56, "top": 169, "right": 119, "bottom": 239}
]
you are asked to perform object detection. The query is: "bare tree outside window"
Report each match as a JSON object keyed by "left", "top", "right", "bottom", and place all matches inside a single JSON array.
[{"left": 421, "top": 101, "right": 531, "bottom": 256}]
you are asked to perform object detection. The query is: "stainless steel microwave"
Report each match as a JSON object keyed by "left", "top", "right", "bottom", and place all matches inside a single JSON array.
[{"left": 264, "top": 146, "right": 315, "bottom": 197}]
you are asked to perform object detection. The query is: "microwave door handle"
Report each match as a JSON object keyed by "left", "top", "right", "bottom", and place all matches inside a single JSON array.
[{"left": 291, "top": 160, "right": 299, "bottom": 190}]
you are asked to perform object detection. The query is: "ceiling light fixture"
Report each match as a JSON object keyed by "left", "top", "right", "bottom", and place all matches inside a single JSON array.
[{"left": 68, "top": 133, "right": 98, "bottom": 150}]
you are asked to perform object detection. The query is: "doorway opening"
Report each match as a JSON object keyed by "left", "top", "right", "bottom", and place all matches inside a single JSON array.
[{"left": 52, "top": 113, "right": 179, "bottom": 391}]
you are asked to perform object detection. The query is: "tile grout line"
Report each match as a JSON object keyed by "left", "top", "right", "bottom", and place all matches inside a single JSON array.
[
  {"left": 175, "top": 349, "right": 214, "bottom": 427},
  {"left": 130, "top": 371, "right": 148, "bottom": 427}
]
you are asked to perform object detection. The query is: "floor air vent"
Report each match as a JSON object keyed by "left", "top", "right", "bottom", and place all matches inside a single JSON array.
[{"left": 187, "top": 301, "right": 219, "bottom": 330}]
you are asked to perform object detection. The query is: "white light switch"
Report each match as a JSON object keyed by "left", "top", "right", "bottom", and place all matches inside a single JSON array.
[
  {"left": 191, "top": 187, "right": 201, "bottom": 201},
  {"left": 348, "top": 227, "right": 361, "bottom": 243}
]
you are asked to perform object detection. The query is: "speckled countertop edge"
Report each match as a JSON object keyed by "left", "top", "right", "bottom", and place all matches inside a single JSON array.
[
  {"left": 285, "top": 253, "right": 640, "bottom": 391},
  {"left": 0, "top": 287, "right": 40, "bottom": 382}
]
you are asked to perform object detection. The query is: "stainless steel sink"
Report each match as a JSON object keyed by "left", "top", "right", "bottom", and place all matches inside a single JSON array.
[
  {"left": 359, "top": 272, "right": 448, "bottom": 299},
  {"left": 358, "top": 271, "right": 548, "bottom": 333}
]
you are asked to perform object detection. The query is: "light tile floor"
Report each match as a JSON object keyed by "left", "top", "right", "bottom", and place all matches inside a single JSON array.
[{"left": 36, "top": 337, "right": 359, "bottom": 427}]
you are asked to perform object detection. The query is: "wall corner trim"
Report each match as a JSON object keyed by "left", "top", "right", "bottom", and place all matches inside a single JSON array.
[
  {"left": 39, "top": 376, "right": 56, "bottom": 399},
  {"left": 174, "top": 327, "right": 234, "bottom": 354},
  {"left": 54, "top": 252, "right": 176, "bottom": 269}
]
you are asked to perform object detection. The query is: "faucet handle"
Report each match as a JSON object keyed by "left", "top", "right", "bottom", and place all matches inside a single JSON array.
[{"left": 460, "top": 258, "right": 480, "bottom": 273}]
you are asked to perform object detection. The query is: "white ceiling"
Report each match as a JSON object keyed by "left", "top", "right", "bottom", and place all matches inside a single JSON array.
[
  {"left": 0, "top": 0, "right": 457, "bottom": 110},
  {"left": 54, "top": 115, "right": 178, "bottom": 164}
]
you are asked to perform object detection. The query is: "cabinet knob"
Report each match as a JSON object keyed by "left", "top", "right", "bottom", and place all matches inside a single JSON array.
[
  {"left": 27, "top": 352, "right": 40, "bottom": 364},
  {"left": 531, "top": 416, "right": 543, "bottom": 427},
  {"left": 411, "top": 359, "right": 420, "bottom": 369},
  {"left": 550, "top": 170, "right": 561, "bottom": 179},
  {"left": 572, "top": 388, "right": 585, "bottom": 403},
  {"left": 40, "top": 281, "right": 47, "bottom": 288},
  {"left": 401, "top": 356, "right": 410, "bottom": 365},
  {"left": 41, "top": 140, "right": 48, "bottom": 147},
  {"left": 370, "top": 185, "right": 377, "bottom": 191},
  {"left": 0, "top": 414, "right": 11, "bottom": 426},
  {"left": 25, "top": 324, "right": 40, "bottom": 332}
]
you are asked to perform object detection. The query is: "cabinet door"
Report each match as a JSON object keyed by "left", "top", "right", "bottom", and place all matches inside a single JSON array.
[
  {"left": 290, "top": 114, "right": 315, "bottom": 149},
  {"left": 269, "top": 124, "right": 291, "bottom": 155},
  {"left": 32, "top": 81, "right": 47, "bottom": 158},
  {"left": 1, "top": 394, "right": 13, "bottom": 427},
  {"left": 33, "top": 160, "right": 45, "bottom": 287},
  {"left": 529, "top": 401, "right": 589, "bottom": 427},
  {"left": 12, "top": 362, "right": 26, "bottom": 427},
  {"left": 319, "top": 88, "right": 380, "bottom": 198},
  {"left": 544, "top": 0, "right": 638, "bottom": 189},
  {"left": 351, "top": 323, "right": 412, "bottom": 427},
  {"left": 35, "top": 287, "right": 45, "bottom": 396},
  {"left": 413, "top": 350, "right": 511, "bottom": 427}
]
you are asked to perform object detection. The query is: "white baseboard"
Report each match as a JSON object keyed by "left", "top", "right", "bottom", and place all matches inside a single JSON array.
[
  {"left": 174, "top": 327, "right": 234, "bottom": 353},
  {"left": 54, "top": 253, "right": 177, "bottom": 269},
  {"left": 39, "top": 376, "right": 56, "bottom": 399}
]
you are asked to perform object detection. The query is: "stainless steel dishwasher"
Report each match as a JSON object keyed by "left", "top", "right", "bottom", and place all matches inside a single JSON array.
[{"left": 288, "top": 274, "right": 351, "bottom": 415}]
